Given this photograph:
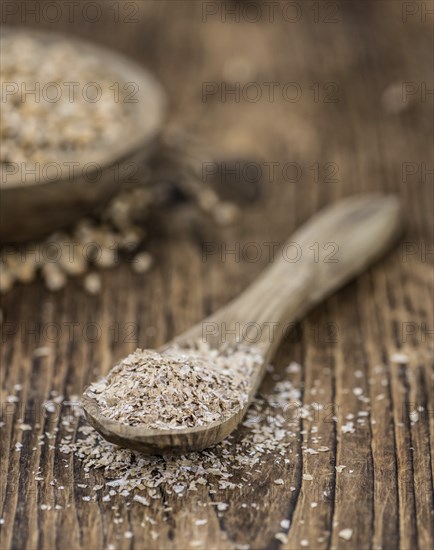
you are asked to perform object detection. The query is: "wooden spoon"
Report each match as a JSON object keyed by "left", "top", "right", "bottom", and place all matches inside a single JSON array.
[{"left": 82, "top": 194, "right": 401, "bottom": 455}]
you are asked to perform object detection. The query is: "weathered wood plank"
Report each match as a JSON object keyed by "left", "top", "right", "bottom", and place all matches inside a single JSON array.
[{"left": 1, "top": 1, "right": 433, "bottom": 549}]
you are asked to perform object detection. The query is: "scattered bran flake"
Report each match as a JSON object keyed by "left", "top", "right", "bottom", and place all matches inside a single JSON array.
[
  {"left": 338, "top": 528, "right": 353, "bottom": 541},
  {"left": 280, "top": 519, "right": 290, "bottom": 529},
  {"left": 286, "top": 361, "right": 301, "bottom": 373},
  {"left": 133, "top": 495, "right": 150, "bottom": 506},
  {"left": 44, "top": 402, "right": 57, "bottom": 413},
  {"left": 304, "top": 448, "right": 319, "bottom": 455},
  {"left": 300, "top": 540, "right": 309, "bottom": 547},
  {"left": 6, "top": 395, "right": 19, "bottom": 403},
  {"left": 275, "top": 533, "right": 288, "bottom": 543},
  {"left": 195, "top": 519, "right": 208, "bottom": 526},
  {"left": 409, "top": 410, "right": 419, "bottom": 422},
  {"left": 341, "top": 422, "right": 355, "bottom": 434},
  {"left": 335, "top": 465, "right": 347, "bottom": 473},
  {"left": 132, "top": 252, "right": 153, "bottom": 274},
  {"left": 302, "top": 474, "right": 313, "bottom": 481},
  {"left": 124, "top": 531, "right": 134, "bottom": 539},
  {"left": 273, "top": 479, "right": 284, "bottom": 485},
  {"left": 83, "top": 273, "right": 102, "bottom": 295},
  {"left": 390, "top": 352, "right": 409, "bottom": 364},
  {"left": 33, "top": 347, "right": 51, "bottom": 358},
  {"left": 213, "top": 201, "right": 239, "bottom": 226}
]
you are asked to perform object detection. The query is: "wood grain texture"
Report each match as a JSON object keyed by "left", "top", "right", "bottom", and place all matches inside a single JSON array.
[{"left": 1, "top": 1, "right": 433, "bottom": 549}]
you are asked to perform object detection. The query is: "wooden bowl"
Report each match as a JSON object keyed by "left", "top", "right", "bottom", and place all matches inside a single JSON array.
[{"left": 0, "top": 28, "right": 167, "bottom": 243}]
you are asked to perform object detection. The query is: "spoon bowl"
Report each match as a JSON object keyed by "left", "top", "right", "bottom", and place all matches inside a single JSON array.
[
  {"left": 82, "top": 194, "right": 402, "bottom": 455},
  {"left": 82, "top": 392, "right": 249, "bottom": 455}
]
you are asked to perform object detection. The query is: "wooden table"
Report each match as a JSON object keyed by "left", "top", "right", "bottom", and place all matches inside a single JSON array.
[{"left": 1, "top": 2, "right": 433, "bottom": 549}]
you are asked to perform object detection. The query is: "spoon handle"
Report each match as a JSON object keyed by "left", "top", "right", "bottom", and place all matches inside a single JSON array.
[{"left": 176, "top": 194, "right": 401, "bottom": 359}]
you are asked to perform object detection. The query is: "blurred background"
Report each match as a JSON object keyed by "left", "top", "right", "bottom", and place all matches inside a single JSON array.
[{"left": 1, "top": 0, "right": 432, "bottom": 300}]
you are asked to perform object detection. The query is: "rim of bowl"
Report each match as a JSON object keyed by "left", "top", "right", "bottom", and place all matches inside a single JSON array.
[{"left": 0, "top": 27, "right": 167, "bottom": 190}]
